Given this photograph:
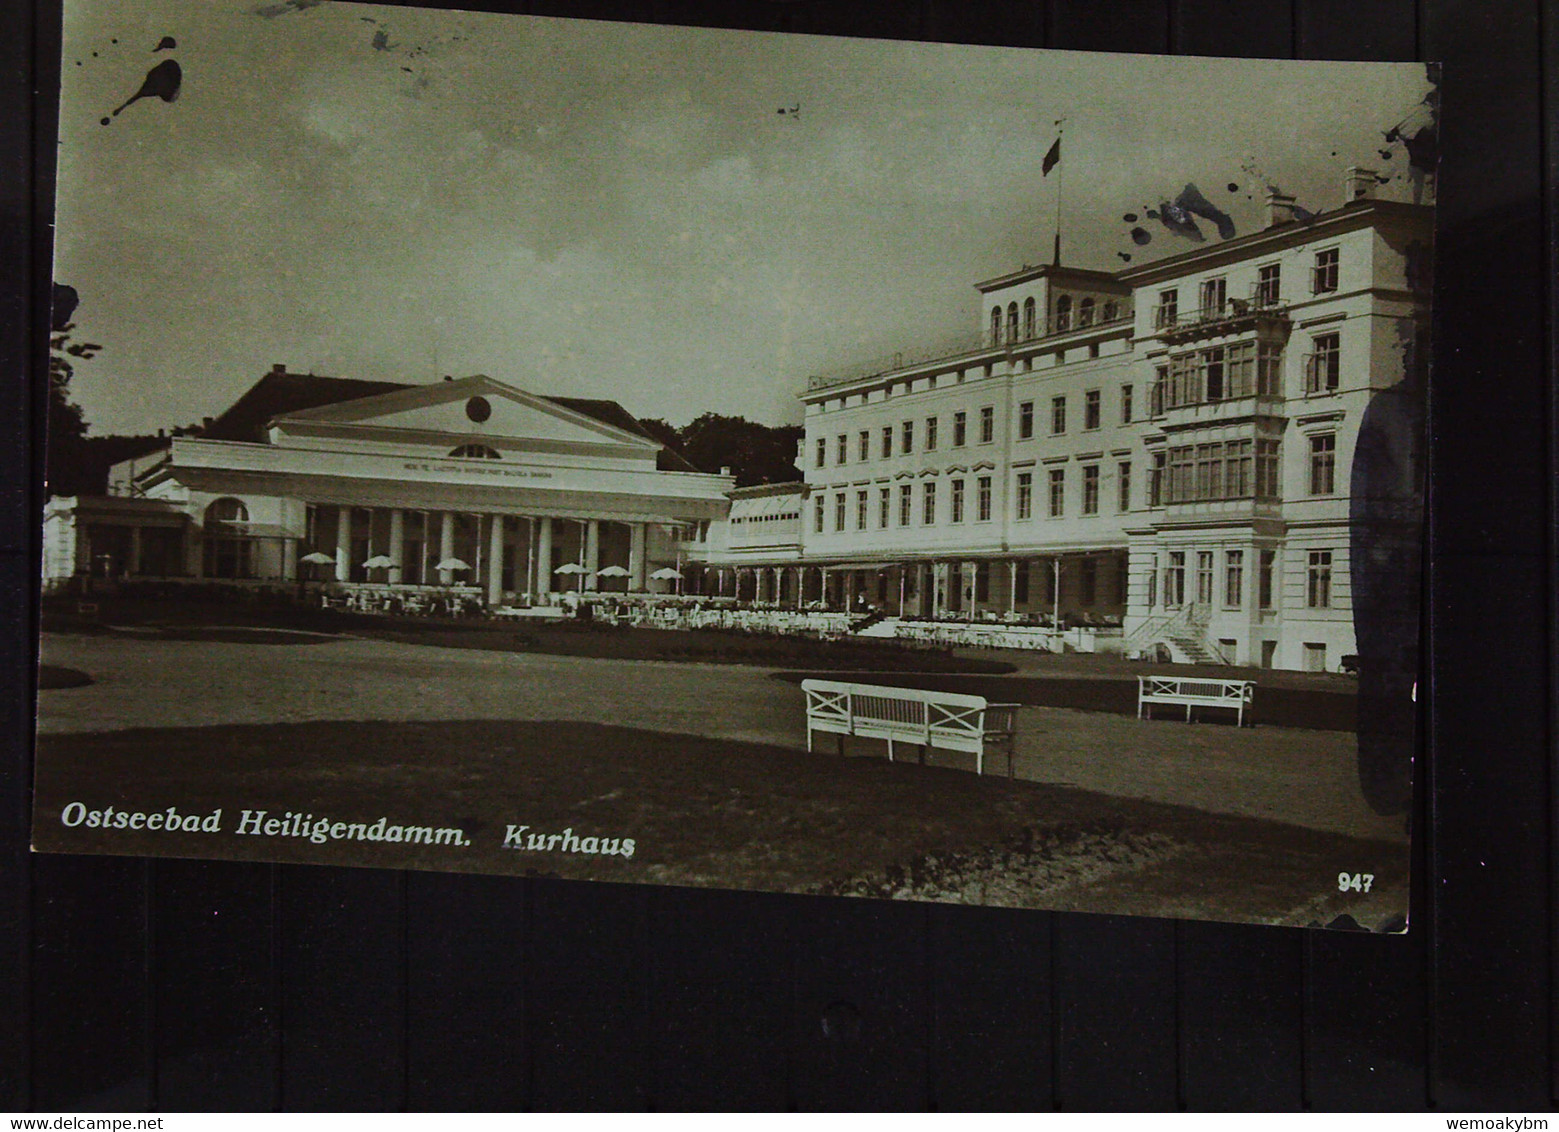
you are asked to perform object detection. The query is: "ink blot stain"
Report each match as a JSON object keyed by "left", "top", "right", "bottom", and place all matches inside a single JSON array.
[
  {"left": 103, "top": 59, "right": 182, "bottom": 123},
  {"left": 154, "top": 36, "right": 177, "bottom": 52},
  {"left": 1130, "top": 227, "right": 1151, "bottom": 246},
  {"left": 1227, "top": 182, "right": 1239, "bottom": 192},
  {"left": 1117, "top": 252, "right": 1133, "bottom": 262},
  {"left": 1172, "top": 183, "right": 1236, "bottom": 239},
  {"left": 99, "top": 116, "right": 110, "bottom": 126},
  {"left": 1122, "top": 212, "right": 1137, "bottom": 222},
  {"left": 1145, "top": 208, "right": 1159, "bottom": 220},
  {"left": 1379, "top": 149, "right": 1394, "bottom": 161}
]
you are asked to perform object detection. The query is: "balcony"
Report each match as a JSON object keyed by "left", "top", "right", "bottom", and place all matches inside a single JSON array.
[
  {"left": 805, "top": 311, "right": 1133, "bottom": 394},
  {"left": 1152, "top": 290, "right": 1289, "bottom": 344}
]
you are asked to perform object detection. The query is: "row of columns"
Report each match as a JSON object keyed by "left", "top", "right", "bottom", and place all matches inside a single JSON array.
[{"left": 320, "top": 505, "right": 652, "bottom": 606}]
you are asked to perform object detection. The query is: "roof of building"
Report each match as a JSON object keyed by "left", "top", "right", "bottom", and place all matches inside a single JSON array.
[{"left": 194, "top": 368, "right": 699, "bottom": 472}]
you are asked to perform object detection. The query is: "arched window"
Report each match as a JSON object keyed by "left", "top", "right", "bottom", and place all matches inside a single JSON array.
[
  {"left": 1006, "top": 303, "right": 1019, "bottom": 342},
  {"left": 1055, "top": 294, "right": 1072, "bottom": 331},
  {"left": 203, "top": 497, "right": 253, "bottom": 580},
  {"left": 1079, "top": 297, "right": 1096, "bottom": 327},
  {"left": 449, "top": 444, "right": 502, "bottom": 459},
  {"left": 1102, "top": 300, "right": 1119, "bottom": 321},
  {"left": 1023, "top": 297, "right": 1037, "bottom": 338},
  {"left": 990, "top": 307, "right": 1002, "bottom": 344}
]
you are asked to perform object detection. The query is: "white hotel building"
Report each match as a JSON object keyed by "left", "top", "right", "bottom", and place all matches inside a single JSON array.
[
  {"left": 704, "top": 173, "right": 1431, "bottom": 672},
  {"left": 44, "top": 173, "right": 1428, "bottom": 673}
]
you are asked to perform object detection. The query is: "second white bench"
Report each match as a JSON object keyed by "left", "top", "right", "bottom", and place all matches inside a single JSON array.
[{"left": 801, "top": 678, "right": 1022, "bottom": 776}]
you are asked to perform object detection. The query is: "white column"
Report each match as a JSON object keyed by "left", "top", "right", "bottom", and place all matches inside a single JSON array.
[
  {"left": 965, "top": 560, "right": 978, "bottom": 620},
  {"left": 537, "top": 517, "right": 553, "bottom": 599},
  {"left": 525, "top": 518, "right": 537, "bottom": 602},
  {"left": 487, "top": 515, "right": 505, "bottom": 605},
  {"left": 388, "top": 509, "right": 405, "bottom": 585},
  {"left": 1008, "top": 559, "right": 1019, "bottom": 614},
  {"left": 438, "top": 511, "right": 455, "bottom": 585},
  {"left": 629, "top": 522, "right": 647, "bottom": 591},
  {"left": 773, "top": 567, "right": 784, "bottom": 605},
  {"left": 335, "top": 506, "right": 352, "bottom": 582},
  {"left": 584, "top": 519, "right": 600, "bottom": 590}
]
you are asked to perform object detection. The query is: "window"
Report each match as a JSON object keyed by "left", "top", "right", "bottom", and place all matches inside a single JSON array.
[
  {"left": 979, "top": 406, "right": 995, "bottom": 444},
  {"left": 1018, "top": 401, "right": 1034, "bottom": 439},
  {"left": 953, "top": 411, "right": 967, "bottom": 447},
  {"left": 1151, "top": 365, "right": 1167, "bottom": 416},
  {"left": 1048, "top": 468, "right": 1065, "bottom": 517},
  {"left": 1022, "top": 297, "right": 1037, "bottom": 338},
  {"left": 951, "top": 479, "right": 966, "bottom": 523},
  {"left": 1225, "top": 550, "right": 1244, "bottom": 607},
  {"left": 836, "top": 434, "right": 847, "bottom": 465},
  {"left": 449, "top": 443, "right": 501, "bottom": 459},
  {"left": 1257, "top": 341, "right": 1283, "bottom": 395},
  {"left": 879, "top": 487, "right": 891, "bottom": 528},
  {"left": 925, "top": 416, "right": 938, "bottom": 451},
  {"left": 203, "top": 497, "right": 254, "bottom": 580},
  {"left": 1081, "top": 465, "right": 1100, "bottom": 514},
  {"left": 1056, "top": 294, "right": 1072, "bottom": 331},
  {"left": 1199, "top": 276, "right": 1227, "bottom": 316},
  {"left": 1309, "top": 433, "right": 1337, "bottom": 494},
  {"left": 922, "top": 482, "right": 936, "bottom": 525},
  {"left": 1084, "top": 389, "right": 1101, "bottom": 430},
  {"left": 902, "top": 420, "right": 914, "bottom": 454},
  {"left": 1256, "top": 439, "right": 1281, "bottom": 500},
  {"left": 1149, "top": 451, "right": 1166, "bottom": 506},
  {"left": 1016, "top": 472, "right": 1033, "bottom": 520},
  {"left": 834, "top": 493, "right": 846, "bottom": 531},
  {"left": 990, "top": 307, "right": 1002, "bottom": 343},
  {"left": 1051, "top": 396, "right": 1066, "bottom": 435},
  {"left": 1196, "top": 551, "right": 1214, "bottom": 605},
  {"left": 1079, "top": 297, "right": 1095, "bottom": 327},
  {"left": 851, "top": 431, "right": 865, "bottom": 462},
  {"left": 899, "top": 484, "right": 913, "bottom": 526},
  {"left": 1006, "top": 303, "right": 1019, "bottom": 342},
  {"left": 1259, "top": 549, "right": 1276, "bottom": 609},
  {"left": 1307, "top": 550, "right": 1333, "bottom": 607},
  {"left": 1203, "top": 347, "right": 1226, "bottom": 400},
  {"left": 1118, "top": 462, "right": 1132, "bottom": 512},
  {"left": 813, "top": 497, "right": 825, "bottom": 533},
  {"left": 815, "top": 438, "right": 826, "bottom": 469},
  {"left": 1156, "top": 288, "right": 1179, "bottom": 328},
  {"left": 1307, "top": 332, "right": 1341, "bottom": 393},
  {"left": 1312, "top": 247, "right": 1339, "bottom": 294},
  {"left": 1146, "top": 555, "right": 1158, "bottom": 607},
  {"left": 856, "top": 490, "right": 869, "bottom": 530},
  {"left": 1165, "top": 551, "right": 1186, "bottom": 606},
  {"left": 881, "top": 426, "right": 893, "bottom": 459},
  {"left": 1103, "top": 300, "right": 1119, "bottom": 321},
  {"left": 1121, "top": 384, "right": 1133, "bottom": 423},
  {"left": 1257, "top": 263, "right": 1281, "bottom": 305},
  {"left": 976, "top": 475, "right": 992, "bottom": 521}
]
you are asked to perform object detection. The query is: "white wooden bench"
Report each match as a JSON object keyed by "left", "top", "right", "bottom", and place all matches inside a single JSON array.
[
  {"left": 1136, "top": 675, "right": 1255, "bottom": 726},
  {"left": 800, "top": 678, "right": 1022, "bottom": 776}
]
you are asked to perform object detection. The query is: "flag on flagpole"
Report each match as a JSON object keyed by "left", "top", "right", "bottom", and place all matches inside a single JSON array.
[{"left": 1042, "top": 136, "right": 1061, "bottom": 176}]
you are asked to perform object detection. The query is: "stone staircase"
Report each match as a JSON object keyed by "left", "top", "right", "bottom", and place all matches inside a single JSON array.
[{"left": 852, "top": 614, "right": 902, "bottom": 638}]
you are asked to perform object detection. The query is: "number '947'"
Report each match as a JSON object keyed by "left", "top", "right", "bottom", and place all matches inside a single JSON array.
[{"left": 1338, "top": 872, "right": 1374, "bottom": 893}]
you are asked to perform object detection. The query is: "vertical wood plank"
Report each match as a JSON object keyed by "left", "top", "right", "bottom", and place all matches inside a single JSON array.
[
  {"left": 276, "top": 866, "right": 407, "bottom": 1111},
  {"left": 1, "top": 556, "right": 35, "bottom": 1111},
  {"left": 1048, "top": 0, "right": 1171, "bottom": 56},
  {"left": 525, "top": 879, "right": 653, "bottom": 1110},
  {"left": 927, "top": 904, "right": 1054, "bottom": 1111},
  {"left": 645, "top": 887, "right": 793, "bottom": 1109},
  {"left": 1420, "top": 0, "right": 1551, "bottom": 1109},
  {"left": 1296, "top": 0, "right": 1417, "bottom": 61},
  {"left": 151, "top": 861, "right": 278, "bottom": 1111},
  {"left": 1172, "top": 0, "right": 1293, "bottom": 59},
  {"left": 1053, "top": 914, "right": 1178, "bottom": 1110},
  {"left": 1303, "top": 930, "right": 1428, "bottom": 1108},
  {"left": 404, "top": 872, "right": 530, "bottom": 1111},
  {"left": 1177, "top": 922, "right": 1304, "bottom": 1110},
  {"left": 29, "top": 856, "right": 152, "bottom": 1111},
  {"left": 785, "top": 900, "right": 930, "bottom": 1110}
]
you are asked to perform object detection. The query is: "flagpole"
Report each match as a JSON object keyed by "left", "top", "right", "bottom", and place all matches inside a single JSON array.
[{"left": 1053, "top": 117, "right": 1066, "bottom": 266}]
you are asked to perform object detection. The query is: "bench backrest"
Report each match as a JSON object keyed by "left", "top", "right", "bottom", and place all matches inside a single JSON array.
[
  {"left": 802, "top": 679, "right": 999, "bottom": 749},
  {"left": 1139, "top": 676, "right": 1254, "bottom": 702}
]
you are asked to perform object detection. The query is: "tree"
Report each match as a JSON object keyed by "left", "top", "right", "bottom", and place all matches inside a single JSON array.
[
  {"left": 676, "top": 413, "right": 803, "bottom": 487},
  {"left": 47, "top": 283, "right": 100, "bottom": 496}
]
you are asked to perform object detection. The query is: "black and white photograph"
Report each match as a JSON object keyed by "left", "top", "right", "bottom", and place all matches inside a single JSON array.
[{"left": 32, "top": 0, "right": 1436, "bottom": 930}]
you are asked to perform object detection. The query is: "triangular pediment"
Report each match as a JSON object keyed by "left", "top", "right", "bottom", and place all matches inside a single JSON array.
[{"left": 273, "top": 376, "right": 659, "bottom": 451}]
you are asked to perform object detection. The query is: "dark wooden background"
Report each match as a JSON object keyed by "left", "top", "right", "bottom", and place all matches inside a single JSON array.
[{"left": 3, "top": 0, "right": 1552, "bottom": 1111}]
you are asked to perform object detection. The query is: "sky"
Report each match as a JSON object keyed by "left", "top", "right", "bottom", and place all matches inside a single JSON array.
[{"left": 52, "top": 0, "right": 1435, "bottom": 437}]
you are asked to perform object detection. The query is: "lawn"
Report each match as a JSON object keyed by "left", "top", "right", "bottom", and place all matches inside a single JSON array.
[{"left": 32, "top": 718, "right": 1409, "bottom": 929}]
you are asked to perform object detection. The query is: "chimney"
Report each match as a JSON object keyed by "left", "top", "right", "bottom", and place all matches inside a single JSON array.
[
  {"left": 1344, "top": 166, "right": 1379, "bottom": 203},
  {"left": 1265, "top": 190, "right": 1297, "bottom": 228},
  {"left": 720, "top": 466, "right": 733, "bottom": 476},
  {"left": 201, "top": 416, "right": 214, "bottom": 432},
  {"left": 271, "top": 362, "right": 286, "bottom": 374}
]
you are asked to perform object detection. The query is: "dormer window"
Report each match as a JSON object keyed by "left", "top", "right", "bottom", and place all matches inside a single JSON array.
[
  {"left": 1055, "top": 294, "right": 1073, "bottom": 331},
  {"left": 449, "top": 444, "right": 501, "bottom": 459}
]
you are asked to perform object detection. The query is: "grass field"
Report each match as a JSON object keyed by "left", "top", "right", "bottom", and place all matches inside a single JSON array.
[{"left": 32, "top": 718, "right": 1408, "bottom": 929}]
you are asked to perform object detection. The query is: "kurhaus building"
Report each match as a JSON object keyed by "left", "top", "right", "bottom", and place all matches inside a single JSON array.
[
  {"left": 703, "top": 171, "right": 1431, "bottom": 672},
  {"left": 43, "top": 371, "right": 733, "bottom": 604}
]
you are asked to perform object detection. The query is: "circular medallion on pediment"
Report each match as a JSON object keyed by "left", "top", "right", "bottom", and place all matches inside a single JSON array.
[{"left": 465, "top": 395, "right": 492, "bottom": 423}]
